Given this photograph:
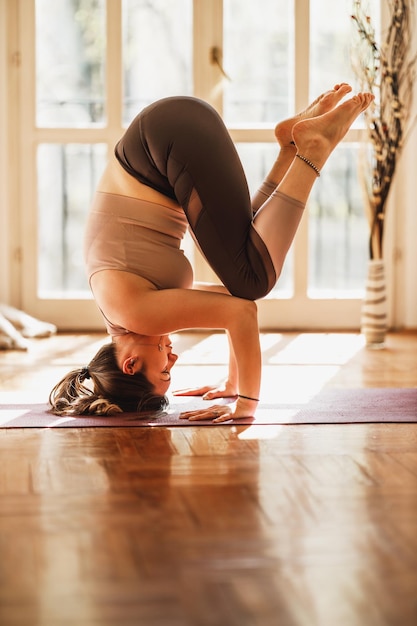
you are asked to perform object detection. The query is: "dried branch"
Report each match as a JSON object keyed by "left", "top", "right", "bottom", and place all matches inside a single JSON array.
[{"left": 351, "top": 0, "right": 417, "bottom": 258}]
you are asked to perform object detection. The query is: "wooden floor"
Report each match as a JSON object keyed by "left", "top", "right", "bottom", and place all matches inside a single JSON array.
[{"left": 1, "top": 331, "right": 417, "bottom": 626}]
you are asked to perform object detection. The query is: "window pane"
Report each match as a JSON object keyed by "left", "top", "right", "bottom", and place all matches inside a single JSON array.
[
  {"left": 122, "top": 0, "right": 193, "bottom": 124},
  {"left": 310, "top": 0, "right": 353, "bottom": 95},
  {"left": 308, "top": 144, "right": 369, "bottom": 296},
  {"left": 223, "top": 0, "right": 293, "bottom": 125},
  {"left": 236, "top": 143, "right": 293, "bottom": 297},
  {"left": 37, "top": 144, "right": 107, "bottom": 297},
  {"left": 308, "top": 0, "right": 380, "bottom": 297},
  {"left": 309, "top": 0, "right": 379, "bottom": 104},
  {"left": 36, "top": 0, "right": 106, "bottom": 127}
]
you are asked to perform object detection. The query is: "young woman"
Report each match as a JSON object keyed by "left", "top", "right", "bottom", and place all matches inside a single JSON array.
[{"left": 49, "top": 86, "right": 373, "bottom": 422}]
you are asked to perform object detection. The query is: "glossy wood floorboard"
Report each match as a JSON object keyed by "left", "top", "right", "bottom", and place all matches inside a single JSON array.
[{"left": 1, "top": 331, "right": 417, "bottom": 626}]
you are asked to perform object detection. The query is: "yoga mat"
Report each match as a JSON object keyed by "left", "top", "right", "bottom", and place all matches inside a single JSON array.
[{"left": 0, "top": 388, "right": 416, "bottom": 428}]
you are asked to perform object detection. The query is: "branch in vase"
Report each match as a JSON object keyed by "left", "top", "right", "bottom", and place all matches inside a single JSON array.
[{"left": 351, "top": 0, "right": 417, "bottom": 258}]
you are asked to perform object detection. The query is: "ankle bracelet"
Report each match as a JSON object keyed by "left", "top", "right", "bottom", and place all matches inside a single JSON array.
[
  {"left": 238, "top": 394, "right": 260, "bottom": 402},
  {"left": 296, "top": 153, "right": 321, "bottom": 177}
]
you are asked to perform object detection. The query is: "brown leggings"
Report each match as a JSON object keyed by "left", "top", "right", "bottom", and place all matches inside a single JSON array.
[{"left": 115, "top": 96, "right": 304, "bottom": 300}]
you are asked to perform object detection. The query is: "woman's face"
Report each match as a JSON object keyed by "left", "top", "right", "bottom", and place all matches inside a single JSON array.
[{"left": 126, "top": 334, "right": 178, "bottom": 396}]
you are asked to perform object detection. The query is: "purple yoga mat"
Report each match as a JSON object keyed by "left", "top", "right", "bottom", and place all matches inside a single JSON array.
[{"left": 0, "top": 388, "right": 416, "bottom": 428}]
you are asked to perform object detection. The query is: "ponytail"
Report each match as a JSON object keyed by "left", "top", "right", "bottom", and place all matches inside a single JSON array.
[{"left": 49, "top": 342, "right": 168, "bottom": 416}]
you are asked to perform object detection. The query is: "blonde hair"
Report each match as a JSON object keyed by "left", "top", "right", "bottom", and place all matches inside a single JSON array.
[{"left": 49, "top": 342, "right": 168, "bottom": 416}]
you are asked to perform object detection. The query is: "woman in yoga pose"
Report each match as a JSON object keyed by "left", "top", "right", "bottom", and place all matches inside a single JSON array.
[{"left": 49, "top": 85, "right": 373, "bottom": 421}]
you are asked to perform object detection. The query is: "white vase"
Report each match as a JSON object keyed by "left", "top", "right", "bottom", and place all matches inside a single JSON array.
[{"left": 360, "top": 259, "right": 388, "bottom": 349}]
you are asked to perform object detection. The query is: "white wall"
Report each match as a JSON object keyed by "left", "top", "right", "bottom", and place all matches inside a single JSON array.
[
  {"left": 392, "top": 106, "right": 417, "bottom": 328},
  {"left": 0, "top": 0, "right": 21, "bottom": 307},
  {"left": 390, "top": 4, "right": 417, "bottom": 329},
  {"left": 0, "top": 0, "right": 9, "bottom": 302},
  {"left": 404, "top": 0, "right": 417, "bottom": 327}
]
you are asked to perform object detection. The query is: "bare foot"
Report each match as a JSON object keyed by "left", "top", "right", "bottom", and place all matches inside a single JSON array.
[
  {"left": 275, "top": 83, "right": 353, "bottom": 147},
  {"left": 291, "top": 92, "right": 374, "bottom": 172}
]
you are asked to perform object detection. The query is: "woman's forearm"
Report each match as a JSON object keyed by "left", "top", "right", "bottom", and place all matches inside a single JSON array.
[
  {"left": 226, "top": 330, "right": 239, "bottom": 392},
  {"left": 227, "top": 300, "right": 261, "bottom": 402},
  {"left": 195, "top": 283, "right": 261, "bottom": 403}
]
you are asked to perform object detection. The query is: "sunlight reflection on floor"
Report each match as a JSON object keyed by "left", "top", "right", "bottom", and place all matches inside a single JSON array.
[
  {"left": 267, "top": 333, "right": 366, "bottom": 365},
  {"left": 173, "top": 332, "right": 367, "bottom": 404},
  {"left": 172, "top": 332, "right": 368, "bottom": 440}
]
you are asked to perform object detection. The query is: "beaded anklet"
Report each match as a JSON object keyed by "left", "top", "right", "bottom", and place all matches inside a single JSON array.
[{"left": 296, "top": 153, "right": 321, "bottom": 177}]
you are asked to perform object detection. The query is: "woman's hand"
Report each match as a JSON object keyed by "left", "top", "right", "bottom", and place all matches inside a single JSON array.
[
  {"left": 179, "top": 397, "right": 258, "bottom": 423},
  {"left": 172, "top": 380, "right": 237, "bottom": 400}
]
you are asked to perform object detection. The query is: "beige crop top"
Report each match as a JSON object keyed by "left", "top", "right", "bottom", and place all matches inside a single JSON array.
[{"left": 84, "top": 191, "right": 193, "bottom": 335}]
